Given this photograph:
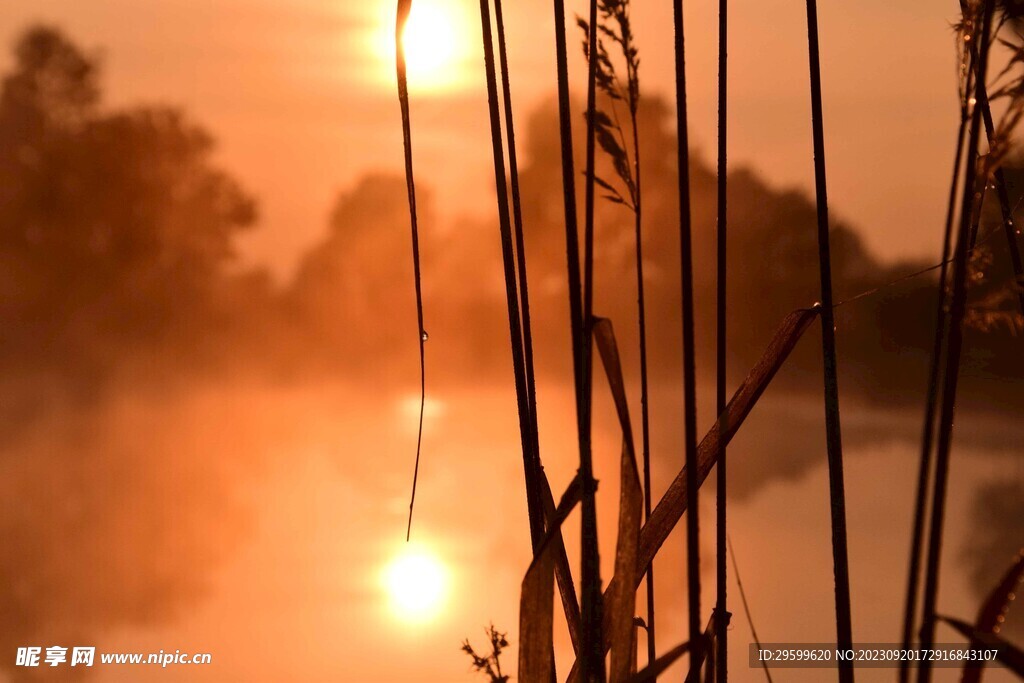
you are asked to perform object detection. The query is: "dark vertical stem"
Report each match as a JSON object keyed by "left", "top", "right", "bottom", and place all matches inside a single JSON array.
[
  {"left": 621, "top": 17, "right": 657, "bottom": 677},
  {"left": 898, "top": 112, "right": 967, "bottom": 683},
  {"left": 671, "top": 0, "right": 702, "bottom": 674},
  {"left": 634, "top": 103, "right": 657, "bottom": 683},
  {"left": 492, "top": 3, "right": 554, "bottom": 673},
  {"left": 551, "top": 0, "right": 586, "bottom": 497},
  {"left": 918, "top": 4, "right": 996, "bottom": 681},
  {"left": 901, "top": 27, "right": 977, "bottom": 680},
  {"left": 581, "top": 0, "right": 604, "bottom": 678},
  {"left": 803, "top": 2, "right": 854, "bottom": 678},
  {"left": 395, "top": 0, "right": 428, "bottom": 542},
  {"left": 476, "top": 0, "right": 546, "bottom": 550},
  {"left": 492, "top": 0, "right": 543, "bottom": 520},
  {"left": 552, "top": 0, "right": 591, "bottom": 670},
  {"left": 714, "top": 0, "right": 729, "bottom": 679},
  {"left": 552, "top": 0, "right": 584, "bottom": 370}
]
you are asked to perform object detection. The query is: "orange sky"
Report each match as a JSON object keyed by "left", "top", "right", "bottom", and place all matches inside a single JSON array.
[{"left": 1, "top": 0, "right": 962, "bottom": 278}]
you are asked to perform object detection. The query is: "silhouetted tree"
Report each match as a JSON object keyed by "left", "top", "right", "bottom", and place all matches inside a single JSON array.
[{"left": 0, "top": 26, "right": 258, "bottom": 392}]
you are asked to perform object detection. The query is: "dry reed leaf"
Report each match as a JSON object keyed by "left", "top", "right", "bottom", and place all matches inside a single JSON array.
[
  {"left": 939, "top": 615, "right": 1024, "bottom": 678},
  {"left": 638, "top": 306, "right": 819, "bottom": 574},
  {"left": 962, "top": 550, "right": 1024, "bottom": 683},
  {"left": 592, "top": 318, "right": 643, "bottom": 683},
  {"left": 540, "top": 473, "right": 583, "bottom": 655},
  {"left": 977, "top": 550, "right": 1024, "bottom": 634},
  {"left": 519, "top": 476, "right": 582, "bottom": 683},
  {"left": 566, "top": 307, "right": 818, "bottom": 676}
]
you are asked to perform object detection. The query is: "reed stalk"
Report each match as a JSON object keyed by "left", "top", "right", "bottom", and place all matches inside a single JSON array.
[
  {"left": 492, "top": 0, "right": 544, "bottom": 536},
  {"left": 918, "top": 2, "right": 997, "bottom": 681},
  {"left": 670, "top": 0, "right": 702, "bottom": 673},
  {"left": 580, "top": 0, "right": 605, "bottom": 676},
  {"left": 898, "top": 103, "right": 968, "bottom": 683},
  {"left": 475, "top": 0, "right": 546, "bottom": 550},
  {"left": 803, "top": 2, "right": 854, "bottom": 678},
  {"left": 899, "top": 15, "right": 980, "bottom": 674},
  {"left": 714, "top": 0, "right": 730, "bottom": 678}
]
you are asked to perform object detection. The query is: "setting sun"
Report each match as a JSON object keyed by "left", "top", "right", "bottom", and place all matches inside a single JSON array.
[
  {"left": 374, "top": 0, "right": 472, "bottom": 92},
  {"left": 383, "top": 548, "right": 448, "bottom": 622}
]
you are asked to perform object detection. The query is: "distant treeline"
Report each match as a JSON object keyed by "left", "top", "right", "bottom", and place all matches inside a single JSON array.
[{"left": 2, "top": 26, "right": 1021, "bottom": 425}]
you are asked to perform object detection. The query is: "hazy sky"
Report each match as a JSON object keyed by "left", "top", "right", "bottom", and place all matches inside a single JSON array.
[{"left": 0, "top": 0, "right": 963, "bottom": 278}]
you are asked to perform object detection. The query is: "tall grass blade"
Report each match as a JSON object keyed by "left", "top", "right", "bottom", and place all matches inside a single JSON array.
[
  {"left": 475, "top": 0, "right": 547, "bottom": 551},
  {"left": 520, "top": 544, "right": 556, "bottom": 683},
  {"left": 608, "top": 437, "right": 642, "bottom": 683},
  {"left": 803, "top": 1, "right": 854, "bottom": 675},
  {"left": 540, "top": 473, "right": 583, "bottom": 655},
  {"left": 520, "top": 479, "right": 583, "bottom": 683},
  {"left": 714, "top": 0, "right": 730, "bottom": 677},
  {"left": 550, "top": 0, "right": 586, "bottom": 463},
  {"left": 551, "top": 0, "right": 593, "bottom": 671},
  {"left": 591, "top": 319, "right": 643, "bottom": 683},
  {"left": 918, "top": 3, "right": 998, "bottom": 681},
  {"left": 395, "top": 0, "right": 429, "bottom": 542},
  {"left": 581, "top": 0, "right": 605, "bottom": 678},
  {"left": 492, "top": 0, "right": 543, "bottom": 484},
  {"left": 575, "top": 7, "right": 655, "bottom": 667},
  {"left": 670, "top": 0, "right": 702, "bottom": 670}
]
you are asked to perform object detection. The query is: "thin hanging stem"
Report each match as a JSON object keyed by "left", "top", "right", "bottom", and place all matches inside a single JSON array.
[
  {"left": 918, "top": 3, "right": 997, "bottom": 681},
  {"left": 634, "top": 110, "right": 658, "bottom": 683},
  {"left": 671, "top": 0, "right": 702, "bottom": 674},
  {"left": 476, "top": 0, "right": 546, "bottom": 551},
  {"left": 635, "top": 132, "right": 657, "bottom": 677},
  {"left": 581, "top": 0, "right": 605, "bottom": 677},
  {"left": 396, "top": 0, "right": 428, "bottom": 543},
  {"left": 727, "top": 537, "right": 773, "bottom": 683},
  {"left": 803, "top": 2, "right": 854, "bottom": 678},
  {"left": 714, "top": 0, "right": 730, "bottom": 678}
]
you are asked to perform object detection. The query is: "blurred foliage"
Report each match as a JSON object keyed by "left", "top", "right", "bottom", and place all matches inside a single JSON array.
[{"left": 0, "top": 26, "right": 267, "bottom": 398}]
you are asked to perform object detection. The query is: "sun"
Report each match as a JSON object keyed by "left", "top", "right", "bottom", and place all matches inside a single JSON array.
[
  {"left": 402, "top": 4, "right": 456, "bottom": 77},
  {"left": 374, "top": 0, "right": 472, "bottom": 92},
  {"left": 382, "top": 547, "right": 448, "bottom": 622}
]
